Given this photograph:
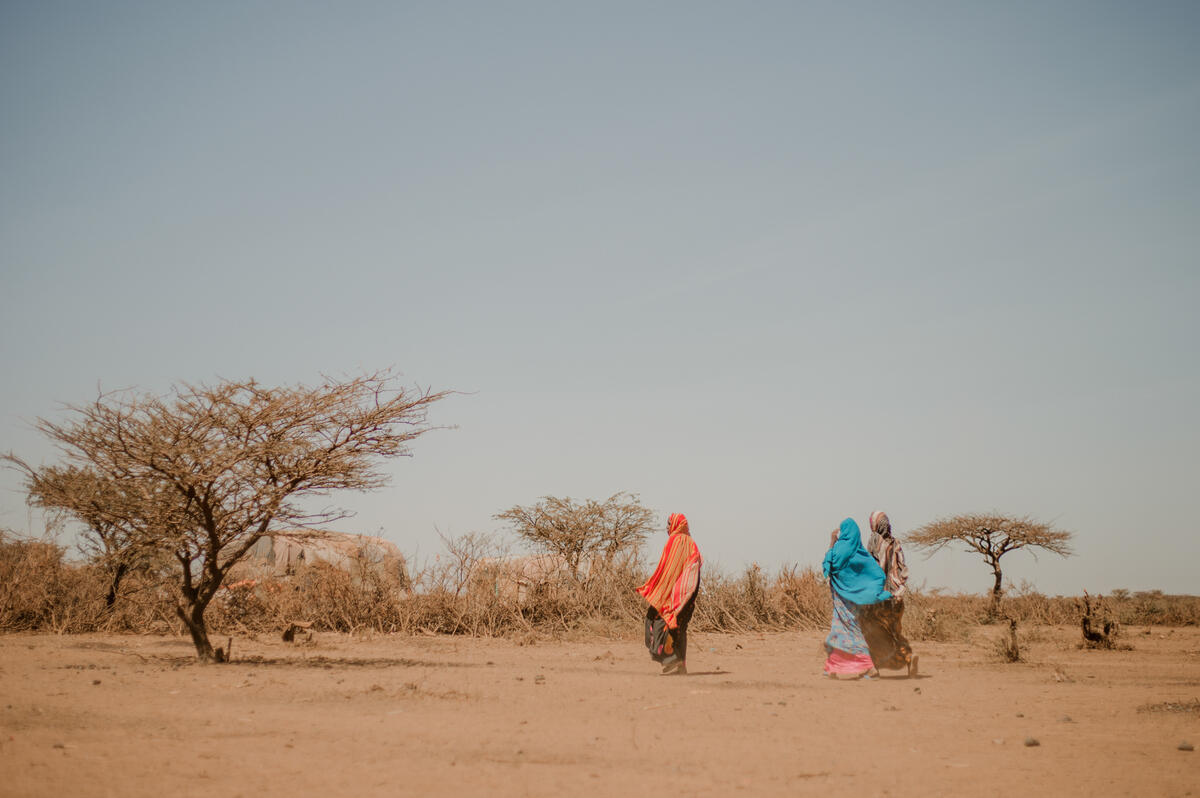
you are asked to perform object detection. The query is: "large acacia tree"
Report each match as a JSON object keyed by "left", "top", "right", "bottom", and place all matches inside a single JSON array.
[
  {"left": 6, "top": 371, "right": 450, "bottom": 661},
  {"left": 494, "top": 492, "right": 655, "bottom": 579},
  {"left": 907, "top": 513, "right": 1073, "bottom": 611}
]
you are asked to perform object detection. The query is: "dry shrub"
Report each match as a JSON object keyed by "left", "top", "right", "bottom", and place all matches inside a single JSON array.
[
  {"left": 208, "top": 562, "right": 412, "bottom": 635},
  {"left": 0, "top": 532, "right": 90, "bottom": 633},
  {"left": 991, "top": 618, "right": 1022, "bottom": 662},
  {"left": 692, "top": 563, "right": 830, "bottom": 633},
  {"left": 0, "top": 530, "right": 193, "bottom": 634},
  {"left": 197, "top": 567, "right": 1196, "bottom": 640},
  {"left": 0, "top": 532, "right": 70, "bottom": 630},
  {"left": 772, "top": 565, "right": 830, "bottom": 629},
  {"left": 4, "top": 525, "right": 1199, "bottom": 640},
  {"left": 901, "top": 589, "right": 980, "bottom": 642},
  {"left": 1113, "top": 589, "right": 1200, "bottom": 626},
  {"left": 0, "top": 531, "right": 113, "bottom": 632},
  {"left": 692, "top": 565, "right": 760, "bottom": 633},
  {"left": 693, "top": 564, "right": 775, "bottom": 633},
  {"left": 206, "top": 536, "right": 652, "bottom": 639},
  {"left": 1075, "top": 591, "right": 1133, "bottom": 649},
  {"left": 895, "top": 579, "right": 1198, "bottom": 643},
  {"left": 477, "top": 557, "right": 647, "bottom": 638},
  {"left": 84, "top": 569, "right": 178, "bottom": 633}
]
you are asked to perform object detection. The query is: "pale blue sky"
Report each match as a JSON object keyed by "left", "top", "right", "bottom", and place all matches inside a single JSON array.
[{"left": 2, "top": 2, "right": 1198, "bottom": 595}]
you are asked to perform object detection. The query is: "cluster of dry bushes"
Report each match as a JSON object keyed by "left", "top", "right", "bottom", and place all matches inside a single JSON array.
[{"left": 2, "top": 530, "right": 1197, "bottom": 641}]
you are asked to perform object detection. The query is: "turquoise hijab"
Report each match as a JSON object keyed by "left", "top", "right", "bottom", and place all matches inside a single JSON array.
[{"left": 822, "top": 518, "right": 892, "bottom": 605}]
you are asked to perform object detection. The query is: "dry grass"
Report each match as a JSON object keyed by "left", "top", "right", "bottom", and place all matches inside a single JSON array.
[
  {"left": 2, "top": 531, "right": 1197, "bottom": 641},
  {"left": 1137, "top": 698, "right": 1200, "bottom": 714}
]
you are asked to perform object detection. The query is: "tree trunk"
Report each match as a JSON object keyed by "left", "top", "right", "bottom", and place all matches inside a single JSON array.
[
  {"left": 990, "top": 566, "right": 1004, "bottom": 615},
  {"left": 104, "top": 561, "right": 128, "bottom": 610},
  {"left": 176, "top": 599, "right": 218, "bottom": 662}
]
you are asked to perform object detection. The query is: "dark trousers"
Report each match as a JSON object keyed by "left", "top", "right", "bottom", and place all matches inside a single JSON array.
[{"left": 646, "top": 587, "right": 698, "bottom": 663}]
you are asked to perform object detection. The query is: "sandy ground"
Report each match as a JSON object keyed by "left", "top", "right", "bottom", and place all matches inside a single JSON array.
[{"left": 1, "top": 624, "right": 1197, "bottom": 797}]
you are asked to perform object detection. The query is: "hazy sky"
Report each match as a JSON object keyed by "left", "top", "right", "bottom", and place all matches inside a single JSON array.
[{"left": 3, "top": 2, "right": 1198, "bottom": 595}]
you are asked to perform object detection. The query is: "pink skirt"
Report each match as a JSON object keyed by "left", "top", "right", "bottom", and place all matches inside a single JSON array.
[{"left": 823, "top": 647, "right": 875, "bottom": 676}]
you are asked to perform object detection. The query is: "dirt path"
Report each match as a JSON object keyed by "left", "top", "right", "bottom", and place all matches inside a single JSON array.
[{"left": 1, "top": 625, "right": 1196, "bottom": 796}]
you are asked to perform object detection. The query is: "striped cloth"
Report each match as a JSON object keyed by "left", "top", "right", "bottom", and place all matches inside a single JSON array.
[
  {"left": 636, "top": 513, "right": 702, "bottom": 630},
  {"left": 867, "top": 511, "right": 909, "bottom": 599}
]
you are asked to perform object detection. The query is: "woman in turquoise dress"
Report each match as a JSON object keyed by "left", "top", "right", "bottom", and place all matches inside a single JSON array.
[{"left": 821, "top": 518, "right": 891, "bottom": 679}]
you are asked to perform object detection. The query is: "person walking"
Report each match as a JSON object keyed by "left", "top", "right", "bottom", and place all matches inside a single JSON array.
[
  {"left": 863, "top": 510, "right": 918, "bottom": 677},
  {"left": 637, "top": 513, "right": 702, "bottom": 675},
  {"left": 822, "top": 518, "right": 891, "bottom": 679}
]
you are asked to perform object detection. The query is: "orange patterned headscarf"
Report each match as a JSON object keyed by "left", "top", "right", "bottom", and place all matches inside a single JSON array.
[{"left": 636, "top": 513, "right": 702, "bottom": 629}]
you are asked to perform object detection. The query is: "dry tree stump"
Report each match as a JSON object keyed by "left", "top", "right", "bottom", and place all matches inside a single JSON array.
[
  {"left": 1000, "top": 617, "right": 1021, "bottom": 662},
  {"left": 1079, "top": 591, "right": 1118, "bottom": 649}
]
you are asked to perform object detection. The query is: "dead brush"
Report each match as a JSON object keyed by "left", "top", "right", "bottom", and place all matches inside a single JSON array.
[
  {"left": 508, "top": 565, "right": 645, "bottom": 637},
  {"left": 90, "top": 568, "right": 180, "bottom": 633},
  {"left": 1113, "top": 589, "right": 1200, "bottom": 626},
  {"left": 7, "top": 524, "right": 1200, "bottom": 639},
  {"left": 0, "top": 531, "right": 111, "bottom": 633},
  {"left": 297, "top": 563, "right": 398, "bottom": 633},
  {"left": 692, "top": 565, "right": 768, "bottom": 633},
  {"left": 1077, "top": 591, "right": 1127, "bottom": 649},
  {"left": 771, "top": 565, "right": 829, "bottom": 630},
  {"left": 902, "top": 589, "right": 980, "bottom": 642},
  {"left": 1003, "top": 580, "right": 1077, "bottom": 625},
  {"left": 992, "top": 617, "right": 1022, "bottom": 662}
]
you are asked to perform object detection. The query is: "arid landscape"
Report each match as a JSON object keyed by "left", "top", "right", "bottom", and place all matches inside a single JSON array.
[
  {"left": 2, "top": 625, "right": 1196, "bottom": 797},
  {"left": 5, "top": 4, "right": 1199, "bottom": 796}
]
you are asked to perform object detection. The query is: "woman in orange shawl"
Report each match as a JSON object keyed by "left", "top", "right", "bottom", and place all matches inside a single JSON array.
[{"left": 637, "top": 513, "right": 702, "bottom": 675}]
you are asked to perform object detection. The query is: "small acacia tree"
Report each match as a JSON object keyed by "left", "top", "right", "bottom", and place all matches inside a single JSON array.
[
  {"left": 493, "top": 492, "right": 655, "bottom": 579},
  {"left": 6, "top": 371, "right": 450, "bottom": 661},
  {"left": 24, "top": 465, "right": 167, "bottom": 611},
  {"left": 907, "top": 513, "right": 1073, "bottom": 612}
]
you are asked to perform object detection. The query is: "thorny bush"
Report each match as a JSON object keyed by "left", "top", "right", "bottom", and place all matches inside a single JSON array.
[{"left": 2, "top": 532, "right": 1197, "bottom": 639}]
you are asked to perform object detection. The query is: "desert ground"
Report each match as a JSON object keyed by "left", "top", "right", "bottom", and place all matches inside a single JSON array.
[{"left": 1, "top": 625, "right": 1196, "bottom": 797}]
